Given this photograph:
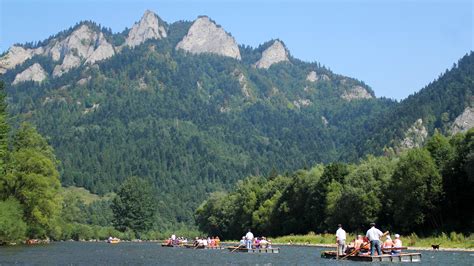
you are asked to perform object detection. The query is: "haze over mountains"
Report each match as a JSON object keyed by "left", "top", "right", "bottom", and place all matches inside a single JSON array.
[{"left": 1, "top": 10, "right": 472, "bottom": 229}]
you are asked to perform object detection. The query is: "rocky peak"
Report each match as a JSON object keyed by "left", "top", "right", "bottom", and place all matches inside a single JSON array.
[
  {"left": 255, "top": 40, "right": 289, "bottom": 69},
  {"left": 451, "top": 107, "right": 474, "bottom": 135},
  {"left": 12, "top": 63, "right": 47, "bottom": 85},
  {"left": 176, "top": 16, "right": 241, "bottom": 60},
  {"left": 341, "top": 85, "right": 373, "bottom": 101},
  {"left": 125, "top": 10, "right": 167, "bottom": 48},
  {"left": 51, "top": 24, "right": 115, "bottom": 76}
]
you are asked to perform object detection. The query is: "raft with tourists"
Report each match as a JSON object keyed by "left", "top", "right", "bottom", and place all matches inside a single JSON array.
[
  {"left": 321, "top": 249, "right": 421, "bottom": 262},
  {"left": 327, "top": 223, "right": 422, "bottom": 262}
]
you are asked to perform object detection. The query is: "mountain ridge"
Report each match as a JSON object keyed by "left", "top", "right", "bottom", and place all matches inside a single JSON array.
[{"left": 1, "top": 10, "right": 472, "bottom": 230}]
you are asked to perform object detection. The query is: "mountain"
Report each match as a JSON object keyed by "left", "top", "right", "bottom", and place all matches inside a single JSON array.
[{"left": 1, "top": 10, "right": 472, "bottom": 229}]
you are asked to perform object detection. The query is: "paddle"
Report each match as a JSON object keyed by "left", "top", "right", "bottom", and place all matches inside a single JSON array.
[
  {"left": 231, "top": 244, "right": 243, "bottom": 252},
  {"left": 339, "top": 248, "right": 358, "bottom": 260}
]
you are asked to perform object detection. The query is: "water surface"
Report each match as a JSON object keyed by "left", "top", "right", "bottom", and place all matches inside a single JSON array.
[{"left": 0, "top": 242, "right": 473, "bottom": 265}]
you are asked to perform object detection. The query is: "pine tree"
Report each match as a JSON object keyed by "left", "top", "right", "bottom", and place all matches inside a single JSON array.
[{"left": 0, "top": 81, "right": 9, "bottom": 178}]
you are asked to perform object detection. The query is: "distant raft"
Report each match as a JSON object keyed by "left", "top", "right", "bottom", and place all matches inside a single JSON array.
[
  {"left": 227, "top": 246, "right": 280, "bottom": 253},
  {"left": 107, "top": 238, "right": 120, "bottom": 244},
  {"left": 183, "top": 244, "right": 225, "bottom": 249}
]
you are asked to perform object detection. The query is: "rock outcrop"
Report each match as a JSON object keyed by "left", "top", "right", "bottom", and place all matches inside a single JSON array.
[
  {"left": 1, "top": 24, "right": 115, "bottom": 77},
  {"left": 52, "top": 25, "right": 115, "bottom": 77},
  {"left": 125, "top": 10, "right": 167, "bottom": 48},
  {"left": 255, "top": 40, "right": 289, "bottom": 69},
  {"left": 12, "top": 63, "right": 47, "bottom": 84},
  {"left": 176, "top": 16, "right": 241, "bottom": 60},
  {"left": 293, "top": 99, "right": 311, "bottom": 108},
  {"left": 306, "top": 71, "right": 319, "bottom": 82},
  {"left": 451, "top": 107, "right": 474, "bottom": 135},
  {"left": 0, "top": 46, "right": 43, "bottom": 74},
  {"left": 341, "top": 85, "right": 373, "bottom": 101},
  {"left": 233, "top": 69, "right": 252, "bottom": 98},
  {"left": 399, "top": 119, "right": 428, "bottom": 149}
]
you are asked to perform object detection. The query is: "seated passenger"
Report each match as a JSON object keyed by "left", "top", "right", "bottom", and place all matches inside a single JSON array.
[
  {"left": 239, "top": 236, "right": 246, "bottom": 246},
  {"left": 392, "top": 234, "right": 402, "bottom": 255},
  {"left": 383, "top": 235, "right": 393, "bottom": 254},
  {"left": 354, "top": 235, "right": 364, "bottom": 250}
]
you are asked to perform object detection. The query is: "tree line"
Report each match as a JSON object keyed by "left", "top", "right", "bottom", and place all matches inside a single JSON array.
[
  {"left": 195, "top": 129, "right": 473, "bottom": 239},
  {"left": 0, "top": 81, "right": 188, "bottom": 243}
]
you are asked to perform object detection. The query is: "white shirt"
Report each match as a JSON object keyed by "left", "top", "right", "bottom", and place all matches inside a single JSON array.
[
  {"left": 245, "top": 231, "right": 254, "bottom": 240},
  {"left": 366, "top": 227, "right": 383, "bottom": 241},
  {"left": 336, "top": 228, "right": 346, "bottom": 241},
  {"left": 394, "top": 239, "right": 402, "bottom": 248},
  {"left": 171, "top": 234, "right": 176, "bottom": 240}
]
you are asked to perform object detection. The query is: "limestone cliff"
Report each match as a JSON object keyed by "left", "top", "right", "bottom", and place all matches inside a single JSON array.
[
  {"left": 125, "top": 10, "right": 167, "bottom": 48},
  {"left": 1, "top": 24, "right": 115, "bottom": 78},
  {"left": 176, "top": 16, "right": 241, "bottom": 60},
  {"left": 0, "top": 46, "right": 43, "bottom": 74},
  {"left": 451, "top": 107, "right": 474, "bottom": 135},
  {"left": 12, "top": 63, "right": 47, "bottom": 84},
  {"left": 341, "top": 86, "right": 373, "bottom": 101},
  {"left": 255, "top": 40, "right": 289, "bottom": 69},
  {"left": 399, "top": 119, "right": 428, "bottom": 150},
  {"left": 51, "top": 25, "right": 115, "bottom": 76}
]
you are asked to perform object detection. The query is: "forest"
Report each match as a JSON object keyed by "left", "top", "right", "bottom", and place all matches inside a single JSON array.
[{"left": 195, "top": 129, "right": 474, "bottom": 239}]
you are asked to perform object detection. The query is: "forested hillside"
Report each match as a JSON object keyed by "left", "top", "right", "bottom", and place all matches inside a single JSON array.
[
  {"left": 196, "top": 129, "right": 474, "bottom": 238},
  {"left": 0, "top": 11, "right": 472, "bottom": 230}
]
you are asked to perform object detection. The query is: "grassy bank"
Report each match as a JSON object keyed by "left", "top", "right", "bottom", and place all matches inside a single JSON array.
[{"left": 269, "top": 232, "right": 474, "bottom": 249}]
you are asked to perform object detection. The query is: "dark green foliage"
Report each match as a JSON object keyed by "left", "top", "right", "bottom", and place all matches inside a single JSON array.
[
  {"left": 111, "top": 177, "right": 157, "bottom": 234},
  {"left": 5, "top": 123, "right": 61, "bottom": 238},
  {"left": 0, "top": 197, "right": 27, "bottom": 243},
  {"left": 0, "top": 82, "right": 8, "bottom": 176},
  {"left": 197, "top": 131, "right": 473, "bottom": 238},
  {"left": 389, "top": 148, "right": 443, "bottom": 233},
  {"left": 441, "top": 129, "right": 474, "bottom": 232}
]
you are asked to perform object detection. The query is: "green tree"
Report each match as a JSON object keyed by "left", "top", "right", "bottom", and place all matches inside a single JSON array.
[
  {"left": 426, "top": 131, "right": 454, "bottom": 172},
  {"left": 0, "top": 81, "right": 9, "bottom": 178},
  {"left": 388, "top": 148, "right": 442, "bottom": 233},
  {"left": 5, "top": 123, "right": 61, "bottom": 238},
  {"left": 111, "top": 177, "right": 157, "bottom": 235},
  {"left": 0, "top": 197, "right": 27, "bottom": 244}
]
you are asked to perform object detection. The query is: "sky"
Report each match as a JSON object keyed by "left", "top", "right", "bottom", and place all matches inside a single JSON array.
[{"left": 0, "top": 0, "right": 472, "bottom": 100}]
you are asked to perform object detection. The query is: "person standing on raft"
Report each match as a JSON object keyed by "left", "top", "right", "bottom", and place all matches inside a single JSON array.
[
  {"left": 366, "top": 222, "right": 386, "bottom": 256},
  {"left": 335, "top": 224, "right": 346, "bottom": 256}
]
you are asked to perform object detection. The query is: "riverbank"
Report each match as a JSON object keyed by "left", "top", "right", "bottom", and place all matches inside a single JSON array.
[{"left": 267, "top": 232, "right": 474, "bottom": 251}]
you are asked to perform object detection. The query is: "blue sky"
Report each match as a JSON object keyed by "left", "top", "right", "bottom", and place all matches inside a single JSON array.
[{"left": 1, "top": 0, "right": 472, "bottom": 100}]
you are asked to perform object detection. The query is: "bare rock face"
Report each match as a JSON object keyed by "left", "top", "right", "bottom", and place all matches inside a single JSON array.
[
  {"left": 399, "top": 119, "right": 428, "bottom": 149},
  {"left": 0, "top": 46, "right": 43, "bottom": 74},
  {"left": 125, "top": 10, "right": 167, "bottom": 48},
  {"left": 341, "top": 85, "right": 373, "bottom": 101},
  {"left": 451, "top": 107, "right": 474, "bottom": 135},
  {"left": 176, "top": 16, "right": 241, "bottom": 60},
  {"left": 233, "top": 69, "right": 252, "bottom": 98},
  {"left": 51, "top": 25, "right": 115, "bottom": 76},
  {"left": 306, "top": 71, "right": 319, "bottom": 82},
  {"left": 293, "top": 98, "right": 311, "bottom": 108},
  {"left": 255, "top": 40, "right": 289, "bottom": 69},
  {"left": 12, "top": 63, "right": 47, "bottom": 84}
]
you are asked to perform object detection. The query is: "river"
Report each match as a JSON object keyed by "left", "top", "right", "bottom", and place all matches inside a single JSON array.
[{"left": 0, "top": 242, "right": 473, "bottom": 265}]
